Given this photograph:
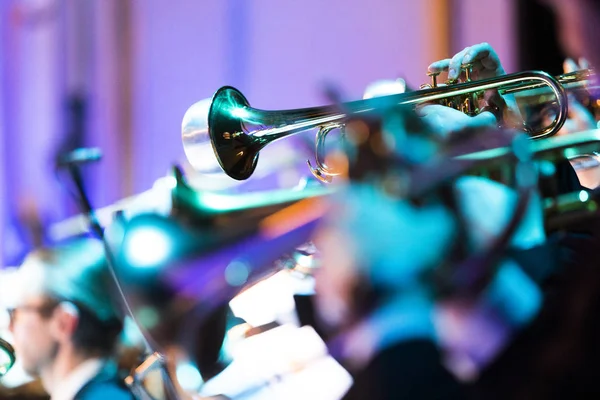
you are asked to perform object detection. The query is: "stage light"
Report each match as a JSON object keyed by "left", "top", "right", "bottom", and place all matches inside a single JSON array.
[{"left": 124, "top": 225, "right": 172, "bottom": 267}]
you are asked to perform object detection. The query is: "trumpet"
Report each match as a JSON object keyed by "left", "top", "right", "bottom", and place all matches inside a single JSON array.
[
  {"left": 503, "top": 68, "right": 596, "bottom": 96},
  {"left": 458, "top": 129, "right": 600, "bottom": 166},
  {"left": 182, "top": 67, "right": 572, "bottom": 183},
  {"left": 504, "top": 68, "right": 597, "bottom": 108}
]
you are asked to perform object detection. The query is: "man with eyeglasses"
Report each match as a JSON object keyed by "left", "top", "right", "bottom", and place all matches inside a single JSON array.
[{"left": 5, "top": 237, "right": 133, "bottom": 400}]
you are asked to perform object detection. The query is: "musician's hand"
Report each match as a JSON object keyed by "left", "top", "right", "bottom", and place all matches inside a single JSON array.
[
  {"left": 428, "top": 42, "right": 505, "bottom": 81},
  {"left": 556, "top": 97, "right": 596, "bottom": 135},
  {"left": 554, "top": 58, "right": 597, "bottom": 135},
  {"left": 417, "top": 104, "right": 497, "bottom": 137},
  {"left": 564, "top": 57, "right": 590, "bottom": 73},
  {"left": 426, "top": 43, "right": 522, "bottom": 129}
]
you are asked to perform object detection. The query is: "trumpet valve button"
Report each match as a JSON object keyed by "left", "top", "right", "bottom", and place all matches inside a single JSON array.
[
  {"left": 461, "top": 63, "right": 474, "bottom": 82},
  {"left": 427, "top": 71, "right": 440, "bottom": 87}
]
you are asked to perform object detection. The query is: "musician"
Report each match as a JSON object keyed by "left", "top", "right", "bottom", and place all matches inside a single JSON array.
[
  {"left": 544, "top": 0, "right": 600, "bottom": 189},
  {"left": 425, "top": 43, "right": 598, "bottom": 144},
  {"left": 502, "top": 3, "right": 600, "bottom": 398},
  {"left": 427, "top": 42, "right": 600, "bottom": 199},
  {"left": 6, "top": 238, "right": 134, "bottom": 400},
  {"left": 312, "top": 155, "right": 557, "bottom": 399},
  {"left": 417, "top": 42, "right": 519, "bottom": 138},
  {"left": 423, "top": 34, "right": 600, "bottom": 398},
  {"left": 313, "top": 183, "right": 466, "bottom": 400},
  {"left": 308, "top": 111, "right": 530, "bottom": 399}
]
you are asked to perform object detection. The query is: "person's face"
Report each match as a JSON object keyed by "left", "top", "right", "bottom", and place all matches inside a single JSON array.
[
  {"left": 312, "top": 225, "right": 360, "bottom": 331},
  {"left": 8, "top": 295, "right": 59, "bottom": 376}
]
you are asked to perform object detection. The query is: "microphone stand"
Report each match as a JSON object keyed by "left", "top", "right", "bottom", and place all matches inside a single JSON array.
[{"left": 58, "top": 150, "right": 181, "bottom": 400}]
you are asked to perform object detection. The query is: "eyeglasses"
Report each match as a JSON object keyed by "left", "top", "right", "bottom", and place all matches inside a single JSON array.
[{"left": 6, "top": 301, "right": 60, "bottom": 324}]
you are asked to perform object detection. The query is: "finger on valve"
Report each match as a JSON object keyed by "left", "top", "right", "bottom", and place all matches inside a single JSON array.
[{"left": 428, "top": 42, "right": 505, "bottom": 82}]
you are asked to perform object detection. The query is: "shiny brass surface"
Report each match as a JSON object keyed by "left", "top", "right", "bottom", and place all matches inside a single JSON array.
[
  {"left": 457, "top": 129, "right": 600, "bottom": 165},
  {"left": 182, "top": 70, "right": 568, "bottom": 181},
  {"left": 569, "top": 152, "right": 600, "bottom": 171},
  {"left": 502, "top": 68, "right": 596, "bottom": 96},
  {"left": 170, "top": 165, "right": 335, "bottom": 224},
  {"left": 502, "top": 68, "right": 598, "bottom": 110},
  {"left": 0, "top": 337, "right": 15, "bottom": 377}
]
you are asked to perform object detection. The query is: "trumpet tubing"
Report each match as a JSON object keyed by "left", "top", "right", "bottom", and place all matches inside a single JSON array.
[
  {"left": 183, "top": 69, "right": 569, "bottom": 182},
  {"left": 456, "top": 129, "right": 600, "bottom": 179},
  {"left": 503, "top": 68, "right": 597, "bottom": 109},
  {"left": 502, "top": 68, "right": 596, "bottom": 95}
]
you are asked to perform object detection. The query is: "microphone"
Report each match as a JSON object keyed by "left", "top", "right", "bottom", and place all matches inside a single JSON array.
[
  {"left": 56, "top": 147, "right": 102, "bottom": 168},
  {"left": 55, "top": 147, "right": 104, "bottom": 236}
]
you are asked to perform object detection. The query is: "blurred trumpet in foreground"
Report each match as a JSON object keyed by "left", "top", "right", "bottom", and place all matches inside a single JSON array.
[
  {"left": 51, "top": 127, "right": 600, "bottom": 243},
  {"left": 97, "top": 127, "right": 600, "bottom": 397}
]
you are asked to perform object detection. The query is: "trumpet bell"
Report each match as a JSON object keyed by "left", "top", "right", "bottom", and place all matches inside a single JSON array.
[{"left": 182, "top": 87, "right": 258, "bottom": 180}]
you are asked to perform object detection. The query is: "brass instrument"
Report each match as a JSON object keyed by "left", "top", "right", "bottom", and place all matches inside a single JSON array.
[
  {"left": 106, "top": 167, "right": 332, "bottom": 399},
  {"left": 182, "top": 66, "right": 570, "bottom": 183},
  {"left": 458, "top": 129, "right": 600, "bottom": 227},
  {"left": 0, "top": 338, "right": 15, "bottom": 377},
  {"left": 120, "top": 130, "right": 600, "bottom": 396},
  {"left": 457, "top": 129, "right": 600, "bottom": 165},
  {"left": 109, "top": 165, "right": 333, "bottom": 311},
  {"left": 502, "top": 69, "right": 594, "bottom": 95},
  {"left": 570, "top": 153, "right": 600, "bottom": 172},
  {"left": 506, "top": 68, "right": 599, "bottom": 128}
]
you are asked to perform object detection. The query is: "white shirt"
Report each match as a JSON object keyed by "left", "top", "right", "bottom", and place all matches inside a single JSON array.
[{"left": 51, "top": 358, "right": 104, "bottom": 400}]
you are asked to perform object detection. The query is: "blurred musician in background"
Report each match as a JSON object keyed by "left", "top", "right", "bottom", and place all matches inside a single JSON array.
[
  {"left": 5, "top": 238, "right": 133, "bottom": 400},
  {"left": 556, "top": 58, "right": 596, "bottom": 136},
  {"left": 416, "top": 7, "right": 600, "bottom": 394},
  {"left": 313, "top": 185, "right": 465, "bottom": 400},
  {"left": 552, "top": 57, "right": 600, "bottom": 188},
  {"left": 544, "top": 0, "right": 600, "bottom": 189},
  {"left": 309, "top": 98, "right": 564, "bottom": 399},
  {"left": 493, "top": 2, "right": 600, "bottom": 398}
]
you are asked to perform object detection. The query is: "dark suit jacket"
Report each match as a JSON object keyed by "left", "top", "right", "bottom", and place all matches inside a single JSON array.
[
  {"left": 342, "top": 339, "right": 466, "bottom": 400},
  {"left": 74, "top": 362, "right": 134, "bottom": 400},
  {"left": 470, "top": 161, "right": 600, "bottom": 399}
]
